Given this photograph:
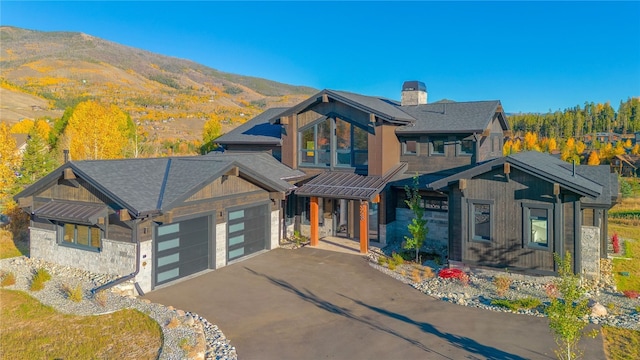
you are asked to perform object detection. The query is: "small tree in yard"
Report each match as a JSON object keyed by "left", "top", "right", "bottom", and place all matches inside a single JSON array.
[
  {"left": 545, "top": 252, "right": 592, "bottom": 360},
  {"left": 404, "top": 176, "right": 428, "bottom": 263}
]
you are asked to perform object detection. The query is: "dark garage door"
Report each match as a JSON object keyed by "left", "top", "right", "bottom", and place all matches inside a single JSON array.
[
  {"left": 228, "top": 204, "right": 268, "bottom": 261},
  {"left": 155, "top": 216, "right": 209, "bottom": 286}
]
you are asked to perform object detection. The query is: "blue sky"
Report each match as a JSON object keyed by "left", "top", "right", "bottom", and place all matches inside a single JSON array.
[{"left": 2, "top": 1, "right": 639, "bottom": 113}]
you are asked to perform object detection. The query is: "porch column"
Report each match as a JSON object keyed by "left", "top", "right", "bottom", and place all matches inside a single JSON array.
[
  {"left": 359, "top": 200, "right": 368, "bottom": 254},
  {"left": 310, "top": 197, "right": 319, "bottom": 247}
]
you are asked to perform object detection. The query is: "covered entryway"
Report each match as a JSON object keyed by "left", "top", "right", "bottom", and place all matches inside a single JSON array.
[
  {"left": 154, "top": 216, "right": 210, "bottom": 286},
  {"left": 227, "top": 204, "right": 269, "bottom": 261},
  {"left": 295, "top": 172, "right": 385, "bottom": 254}
]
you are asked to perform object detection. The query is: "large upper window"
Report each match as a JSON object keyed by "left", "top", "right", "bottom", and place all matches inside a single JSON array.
[
  {"left": 60, "top": 223, "right": 102, "bottom": 250},
  {"left": 523, "top": 204, "right": 552, "bottom": 250},
  {"left": 299, "top": 117, "right": 368, "bottom": 169},
  {"left": 469, "top": 200, "right": 493, "bottom": 242}
]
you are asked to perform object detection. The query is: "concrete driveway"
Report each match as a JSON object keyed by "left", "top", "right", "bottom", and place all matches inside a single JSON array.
[{"left": 144, "top": 248, "right": 605, "bottom": 360}]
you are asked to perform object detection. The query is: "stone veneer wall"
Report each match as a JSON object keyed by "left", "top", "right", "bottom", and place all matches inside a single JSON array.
[
  {"left": 215, "top": 222, "right": 227, "bottom": 269},
  {"left": 29, "top": 227, "right": 135, "bottom": 276},
  {"left": 387, "top": 208, "right": 448, "bottom": 257},
  {"left": 135, "top": 240, "right": 153, "bottom": 293},
  {"left": 581, "top": 226, "right": 601, "bottom": 281},
  {"left": 270, "top": 210, "right": 280, "bottom": 249}
]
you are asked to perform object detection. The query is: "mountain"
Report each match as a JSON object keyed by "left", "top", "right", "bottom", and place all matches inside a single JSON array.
[{"left": 0, "top": 26, "right": 316, "bottom": 140}]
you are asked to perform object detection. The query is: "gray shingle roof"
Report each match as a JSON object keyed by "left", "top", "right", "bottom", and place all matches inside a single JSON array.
[
  {"left": 215, "top": 107, "right": 287, "bottom": 145},
  {"left": 18, "top": 153, "right": 303, "bottom": 217},
  {"left": 427, "top": 151, "right": 605, "bottom": 200},
  {"left": 569, "top": 165, "right": 618, "bottom": 206},
  {"left": 396, "top": 101, "right": 501, "bottom": 134},
  {"left": 326, "top": 90, "right": 415, "bottom": 123}
]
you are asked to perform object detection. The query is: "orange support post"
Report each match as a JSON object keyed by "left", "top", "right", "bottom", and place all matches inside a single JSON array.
[
  {"left": 359, "top": 201, "right": 368, "bottom": 254},
  {"left": 310, "top": 197, "right": 319, "bottom": 247}
]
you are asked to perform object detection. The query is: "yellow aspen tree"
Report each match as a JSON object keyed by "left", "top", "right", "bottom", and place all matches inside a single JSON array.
[
  {"left": 201, "top": 116, "right": 222, "bottom": 154},
  {"left": 524, "top": 131, "right": 541, "bottom": 151},
  {"left": 624, "top": 139, "right": 633, "bottom": 149},
  {"left": 613, "top": 142, "right": 626, "bottom": 157},
  {"left": 65, "top": 100, "right": 132, "bottom": 160},
  {"left": 9, "top": 119, "right": 35, "bottom": 134},
  {"left": 575, "top": 140, "right": 586, "bottom": 155},
  {"left": 511, "top": 139, "right": 523, "bottom": 153},
  {"left": 33, "top": 119, "right": 51, "bottom": 141},
  {"left": 587, "top": 151, "right": 600, "bottom": 165},
  {"left": 503, "top": 139, "right": 513, "bottom": 156},
  {"left": 548, "top": 138, "right": 558, "bottom": 153},
  {"left": 0, "top": 121, "right": 19, "bottom": 207},
  {"left": 631, "top": 143, "right": 640, "bottom": 155}
]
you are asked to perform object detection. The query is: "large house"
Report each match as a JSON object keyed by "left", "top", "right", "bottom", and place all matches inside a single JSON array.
[
  {"left": 216, "top": 81, "right": 618, "bottom": 277},
  {"left": 15, "top": 81, "right": 618, "bottom": 294}
]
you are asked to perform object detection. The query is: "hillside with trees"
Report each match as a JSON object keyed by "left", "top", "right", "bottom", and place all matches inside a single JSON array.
[{"left": 0, "top": 26, "right": 316, "bottom": 145}]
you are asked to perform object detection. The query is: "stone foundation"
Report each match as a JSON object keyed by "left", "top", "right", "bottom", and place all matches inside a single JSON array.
[{"left": 29, "top": 227, "right": 135, "bottom": 276}]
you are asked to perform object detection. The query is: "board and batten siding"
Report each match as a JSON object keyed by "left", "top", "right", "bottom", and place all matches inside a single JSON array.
[{"left": 453, "top": 168, "right": 560, "bottom": 273}]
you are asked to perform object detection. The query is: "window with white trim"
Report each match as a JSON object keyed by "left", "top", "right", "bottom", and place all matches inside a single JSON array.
[{"left": 523, "top": 204, "right": 553, "bottom": 249}]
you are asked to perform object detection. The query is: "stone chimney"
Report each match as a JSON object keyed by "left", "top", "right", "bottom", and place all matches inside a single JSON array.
[{"left": 401, "top": 81, "right": 427, "bottom": 106}]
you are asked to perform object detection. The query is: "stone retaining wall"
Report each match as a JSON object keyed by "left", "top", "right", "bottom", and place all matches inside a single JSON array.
[{"left": 581, "top": 225, "right": 601, "bottom": 281}]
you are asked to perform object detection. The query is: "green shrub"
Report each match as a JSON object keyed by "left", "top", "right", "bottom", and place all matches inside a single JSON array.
[
  {"left": 30, "top": 268, "right": 52, "bottom": 291},
  {"left": 391, "top": 252, "right": 405, "bottom": 266},
  {"left": 377, "top": 256, "right": 388, "bottom": 266},
  {"left": 491, "top": 297, "right": 542, "bottom": 311},
  {"left": 0, "top": 272, "right": 16, "bottom": 287}
]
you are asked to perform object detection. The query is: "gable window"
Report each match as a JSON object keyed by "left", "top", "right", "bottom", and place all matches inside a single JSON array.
[
  {"left": 402, "top": 140, "right": 418, "bottom": 155},
  {"left": 429, "top": 136, "right": 446, "bottom": 156},
  {"left": 60, "top": 222, "right": 102, "bottom": 251},
  {"left": 469, "top": 200, "right": 493, "bottom": 242},
  {"left": 523, "top": 204, "right": 553, "bottom": 250},
  {"left": 457, "top": 138, "right": 474, "bottom": 156},
  {"left": 299, "top": 116, "right": 368, "bottom": 169}
]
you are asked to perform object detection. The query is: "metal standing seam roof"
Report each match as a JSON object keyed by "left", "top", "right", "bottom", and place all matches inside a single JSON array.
[
  {"left": 33, "top": 200, "right": 107, "bottom": 225},
  {"left": 294, "top": 172, "right": 386, "bottom": 201},
  {"left": 215, "top": 107, "right": 287, "bottom": 145}
]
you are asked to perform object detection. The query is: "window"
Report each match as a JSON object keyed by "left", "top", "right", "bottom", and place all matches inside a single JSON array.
[
  {"left": 469, "top": 200, "right": 493, "bottom": 241},
  {"left": 457, "top": 138, "right": 474, "bottom": 156},
  {"left": 402, "top": 140, "right": 418, "bottom": 155},
  {"left": 298, "top": 116, "right": 368, "bottom": 169},
  {"left": 60, "top": 223, "right": 102, "bottom": 250},
  {"left": 523, "top": 204, "right": 552, "bottom": 249},
  {"left": 430, "top": 136, "right": 446, "bottom": 155}
]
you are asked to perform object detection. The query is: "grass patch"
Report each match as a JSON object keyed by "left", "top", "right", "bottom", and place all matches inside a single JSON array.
[
  {"left": 491, "top": 297, "right": 542, "bottom": 311},
  {"left": 0, "top": 229, "right": 28, "bottom": 259},
  {"left": 602, "top": 325, "right": 640, "bottom": 360},
  {"left": 613, "top": 240, "right": 640, "bottom": 292},
  {"left": 0, "top": 289, "right": 162, "bottom": 359}
]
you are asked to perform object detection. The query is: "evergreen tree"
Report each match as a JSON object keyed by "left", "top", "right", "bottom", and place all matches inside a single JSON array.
[{"left": 19, "top": 128, "right": 58, "bottom": 185}]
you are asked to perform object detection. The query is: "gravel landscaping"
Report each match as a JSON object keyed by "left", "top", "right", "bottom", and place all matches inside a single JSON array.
[
  {"left": 367, "top": 249, "right": 640, "bottom": 331},
  {"left": 0, "top": 256, "right": 237, "bottom": 360}
]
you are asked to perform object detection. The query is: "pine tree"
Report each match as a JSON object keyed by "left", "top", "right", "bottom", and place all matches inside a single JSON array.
[{"left": 19, "top": 128, "right": 58, "bottom": 185}]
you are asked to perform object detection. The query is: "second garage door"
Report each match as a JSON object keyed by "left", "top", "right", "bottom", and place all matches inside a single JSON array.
[{"left": 228, "top": 204, "right": 269, "bottom": 261}]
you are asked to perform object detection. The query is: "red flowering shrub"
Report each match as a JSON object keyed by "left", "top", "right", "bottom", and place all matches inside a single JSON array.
[
  {"left": 612, "top": 233, "right": 620, "bottom": 254},
  {"left": 438, "top": 268, "right": 464, "bottom": 279},
  {"left": 623, "top": 290, "right": 639, "bottom": 299}
]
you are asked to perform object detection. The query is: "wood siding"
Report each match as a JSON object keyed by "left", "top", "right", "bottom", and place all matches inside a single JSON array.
[
  {"left": 453, "top": 168, "right": 561, "bottom": 272},
  {"left": 36, "top": 179, "right": 108, "bottom": 204},
  {"left": 478, "top": 115, "right": 505, "bottom": 161},
  {"left": 400, "top": 135, "right": 474, "bottom": 173},
  {"left": 369, "top": 124, "right": 400, "bottom": 176},
  {"left": 185, "top": 175, "right": 264, "bottom": 202}
]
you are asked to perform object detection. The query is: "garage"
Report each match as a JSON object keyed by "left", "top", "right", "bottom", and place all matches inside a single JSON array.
[
  {"left": 228, "top": 204, "right": 269, "bottom": 261},
  {"left": 155, "top": 216, "right": 210, "bottom": 286}
]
